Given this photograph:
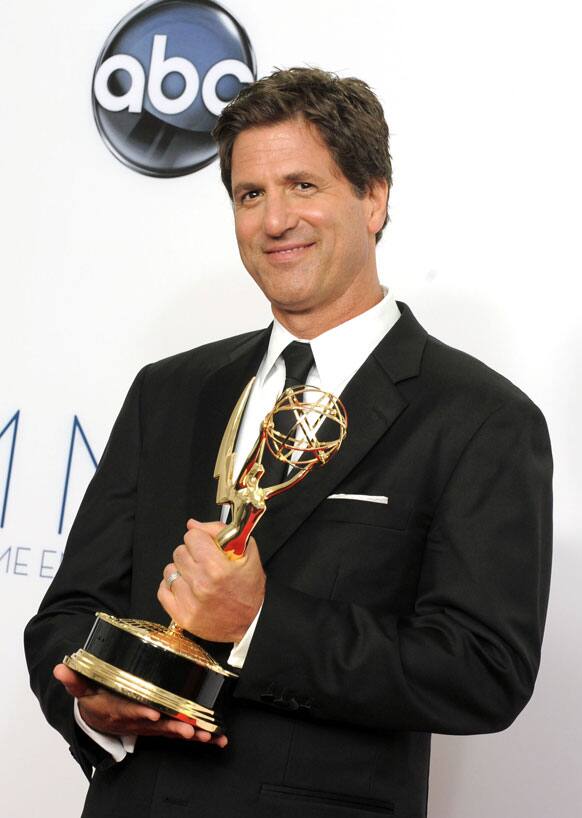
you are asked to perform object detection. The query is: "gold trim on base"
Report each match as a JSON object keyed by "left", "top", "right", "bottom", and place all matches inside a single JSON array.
[
  {"left": 95, "top": 612, "right": 237, "bottom": 677},
  {"left": 64, "top": 650, "right": 220, "bottom": 733}
]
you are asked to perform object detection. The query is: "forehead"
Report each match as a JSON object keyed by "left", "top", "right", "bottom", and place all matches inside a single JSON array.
[{"left": 230, "top": 117, "right": 340, "bottom": 180}]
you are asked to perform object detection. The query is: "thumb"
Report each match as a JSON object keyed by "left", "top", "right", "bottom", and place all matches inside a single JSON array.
[{"left": 53, "top": 663, "right": 96, "bottom": 699}]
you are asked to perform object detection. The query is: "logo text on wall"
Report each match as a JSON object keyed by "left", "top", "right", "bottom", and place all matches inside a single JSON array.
[
  {"left": 0, "top": 412, "right": 99, "bottom": 580},
  {"left": 92, "top": 0, "right": 256, "bottom": 177}
]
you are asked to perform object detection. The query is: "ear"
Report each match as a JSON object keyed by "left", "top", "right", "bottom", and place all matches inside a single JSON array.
[{"left": 366, "top": 178, "right": 389, "bottom": 236}]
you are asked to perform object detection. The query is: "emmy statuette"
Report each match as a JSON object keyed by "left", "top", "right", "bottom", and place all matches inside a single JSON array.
[{"left": 64, "top": 379, "right": 347, "bottom": 733}]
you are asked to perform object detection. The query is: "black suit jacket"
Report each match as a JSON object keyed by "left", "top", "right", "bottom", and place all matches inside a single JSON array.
[{"left": 24, "top": 304, "right": 552, "bottom": 818}]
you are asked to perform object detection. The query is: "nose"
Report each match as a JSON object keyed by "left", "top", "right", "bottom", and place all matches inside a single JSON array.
[{"left": 262, "top": 190, "right": 299, "bottom": 237}]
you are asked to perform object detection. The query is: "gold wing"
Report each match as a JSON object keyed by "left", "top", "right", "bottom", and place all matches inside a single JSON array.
[{"left": 213, "top": 377, "right": 255, "bottom": 505}]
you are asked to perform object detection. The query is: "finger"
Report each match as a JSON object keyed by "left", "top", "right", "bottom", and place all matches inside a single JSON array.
[
  {"left": 161, "top": 556, "right": 196, "bottom": 603},
  {"left": 127, "top": 718, "right": 226, "bottom": 744},
  {"left": 178, "top": 726, "right": 227, "bottom": 746},
  {"left": 163, "top": 562, "right": 182, "bottom": 585},
  {"left": 53, "top": 663, "right": 96, "bottom": 699},
  {"left": 117, "top": 716, "right": 216, "bottom": 743},
  {"left": 153, "top": 718, "right": 195, "bottom": 740},
  {"left": 79, "top": 688, "right": 162, "bottom": 724},
  {"left": 79, "top": 689, "right": 228, "bottom": 744},
  {"left": 163, "top": 561, "right": 196, "bottom": 600},
  {"left": 118, "top": 717, "right": 224, "bottom": 743},
  {"left": 157, "top": 580, "right": 181, "bottom": 622},
  {"left": 110, "top": 698, "right": 162, "bottom": 723},
  {"left": 184, "top": 527, "right": 227, "bottom": 566},
  {"left": 172, "top": 542, "right": 197, "bottom": 575},
  {"left": 186, "top": 519, "right": 226, "bottom": 539},
  {"left": 192, "top": 728, "right": 211, "bottom": 742}
]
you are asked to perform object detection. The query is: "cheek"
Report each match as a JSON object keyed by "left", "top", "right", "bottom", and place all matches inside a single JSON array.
[
  {"left": 304, "top": 203, "right": 359, "bottom": 250},
  {"left": 234, "top": 224, "right": 265, "bottom": 281},
  {"left": 302, "top": 203, "right": 327, "bottom": 229},
  {"left": 338, "top": 206, "right": 370, "bottom": 253},
  {"left": 234, "top": 214, "right": 258, "bottom": 251}
]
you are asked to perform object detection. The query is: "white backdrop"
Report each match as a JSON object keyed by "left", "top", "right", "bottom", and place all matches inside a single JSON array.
[{"left": 2, "top": 1, "right": 581, "bottom": 815}]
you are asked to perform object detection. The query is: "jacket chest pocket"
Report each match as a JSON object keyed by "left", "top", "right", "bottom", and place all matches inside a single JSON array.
[
  {"left": 316, "top": 491, "right": 414, "bottom": 531},
  {"left": 269, "top": 492, "right": 426, "bottom": 608},
  {"left": 306, "top": 492, "right": 426, "bottom": 609}
]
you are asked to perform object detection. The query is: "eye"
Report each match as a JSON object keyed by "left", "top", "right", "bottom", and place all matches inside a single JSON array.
[
  {"left": 296, "top": 181, "right": 314, "bottom": 191},
  {"left": 240, "top": 189, "right": 261, "bottom": 203}
]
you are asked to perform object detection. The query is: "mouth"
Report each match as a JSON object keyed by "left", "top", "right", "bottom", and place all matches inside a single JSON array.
[{"left": 264, "top": 242, "right": 315, "bottom": 261}]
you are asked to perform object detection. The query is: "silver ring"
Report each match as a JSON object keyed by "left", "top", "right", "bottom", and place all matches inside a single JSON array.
[{"left": 166, "top": 570, "right": 181, "bottom": 588}]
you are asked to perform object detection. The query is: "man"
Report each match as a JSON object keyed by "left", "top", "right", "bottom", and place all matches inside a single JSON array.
[{"left": 25, "top": 68, "right": 552, "bottom": 818}]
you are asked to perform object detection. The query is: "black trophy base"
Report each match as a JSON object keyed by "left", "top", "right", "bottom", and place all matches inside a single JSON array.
[{"left": 64, "top": 612, "right": 237, "bottom": 734}]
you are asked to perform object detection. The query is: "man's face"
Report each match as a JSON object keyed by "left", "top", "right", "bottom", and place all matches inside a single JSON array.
[{"left": 230, "top": 117, "right": 385, "bottom": 332}]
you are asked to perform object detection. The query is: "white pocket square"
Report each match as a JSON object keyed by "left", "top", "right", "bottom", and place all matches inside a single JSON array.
[{"left": 327, "top": 493, "right": 389, "bottom": 505}]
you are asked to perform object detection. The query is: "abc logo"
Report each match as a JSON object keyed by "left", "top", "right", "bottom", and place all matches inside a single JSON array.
[{"left": 92, "top": 0, "right": 256, "bottom": 177}]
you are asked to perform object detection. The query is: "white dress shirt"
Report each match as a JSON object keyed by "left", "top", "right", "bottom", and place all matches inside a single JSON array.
[{"left": 75, "top": 288, "right": 401, "bottom": 761}]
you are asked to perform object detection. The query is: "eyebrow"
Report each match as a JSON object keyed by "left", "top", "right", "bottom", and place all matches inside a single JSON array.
[
  {"left": 232, "top": 170, "right": 324, "bottom": 199},
  {"left": 232, "top": 181, "right": 257, "bottom": 199},
  {"left": 282, "top": 170, "right": 323, "bottom": 183}
]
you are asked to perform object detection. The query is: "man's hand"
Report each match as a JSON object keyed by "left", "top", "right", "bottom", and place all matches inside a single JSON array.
[
  {"left": 157, "top": 519, "right": 266, "bottom": 643},
  {"left": 53, "top": 663, "right": 228, "bottom": 746}
]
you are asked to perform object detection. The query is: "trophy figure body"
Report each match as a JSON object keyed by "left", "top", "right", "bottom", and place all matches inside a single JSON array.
[{"left": 64, "top": 379, "right": 347, "bottom": 733}]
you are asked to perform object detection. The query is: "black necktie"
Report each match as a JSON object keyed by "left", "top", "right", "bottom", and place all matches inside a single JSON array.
[
  {"left": 281, "top": 341, "right": 315, "bottom": 391},
  {"left": 263, "top": 341, "right": 315, "bottom": 487}
]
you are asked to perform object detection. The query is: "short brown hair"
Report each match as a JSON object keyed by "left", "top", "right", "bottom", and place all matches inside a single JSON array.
[{"left": 213, "top": 67, "right": 392, "bottom": 242}]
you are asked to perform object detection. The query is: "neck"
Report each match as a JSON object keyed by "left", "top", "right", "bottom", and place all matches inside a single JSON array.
[{"left": 272, "top": 280, "right": 384, "bottom": 340}]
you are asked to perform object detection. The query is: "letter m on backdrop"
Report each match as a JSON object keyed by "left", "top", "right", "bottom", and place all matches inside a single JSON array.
[
  {"left": 58, "top": 416, "right": 99, "bottom": 535},
  {"left": 0, "top": 411, "right": 19, "bottom": 528}
]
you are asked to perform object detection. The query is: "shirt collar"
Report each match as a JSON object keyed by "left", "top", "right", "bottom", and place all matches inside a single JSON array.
[{"left": 259, "top": 288, "right": 401, "bottom": 393}]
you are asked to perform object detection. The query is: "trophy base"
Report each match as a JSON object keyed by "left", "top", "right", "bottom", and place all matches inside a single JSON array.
[{"left": 64, "top": 612, "right": 238, "bottom": 734}]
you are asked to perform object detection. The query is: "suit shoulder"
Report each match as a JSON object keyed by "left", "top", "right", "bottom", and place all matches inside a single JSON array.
[
  {"left": 422, "top": 334, "right": 545, "bottom": 420},
  {"left": 140, "top": 328, "right": 268, "bottom": 386}
]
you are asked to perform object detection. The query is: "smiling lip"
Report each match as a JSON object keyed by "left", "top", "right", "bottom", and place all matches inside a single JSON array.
[{"left": 264, "top": 242, "right": 315, "bottom": 259}]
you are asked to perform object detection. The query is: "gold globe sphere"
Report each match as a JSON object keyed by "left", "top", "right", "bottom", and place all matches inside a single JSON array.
[{"left": 263, "top": 385, "right": 348, "bottom": 470}]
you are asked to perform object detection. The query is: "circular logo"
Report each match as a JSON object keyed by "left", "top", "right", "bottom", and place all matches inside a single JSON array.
[{"left": 92, "top": 0, "right": 256, "bottom": 177}]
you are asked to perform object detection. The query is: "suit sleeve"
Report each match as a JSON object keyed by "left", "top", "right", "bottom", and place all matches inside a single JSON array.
[
  {"left": 23, "top": 366, "right": 148, "bottom": 777},
  {"left": 234, "top": 397, "right": 553, "bottom": 734}
]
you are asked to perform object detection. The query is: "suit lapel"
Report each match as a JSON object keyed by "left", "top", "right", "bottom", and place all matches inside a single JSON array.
[{"left": 254, "top": 302, "right": 428, "bottom": 565}]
